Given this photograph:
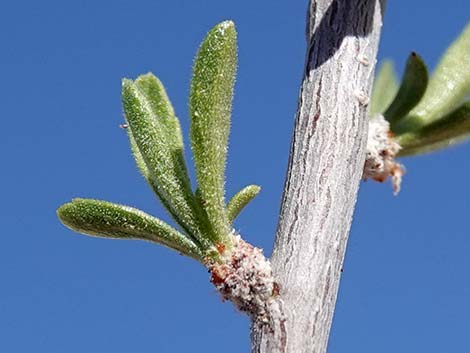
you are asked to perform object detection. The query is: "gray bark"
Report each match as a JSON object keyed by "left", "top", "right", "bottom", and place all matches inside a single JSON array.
[{"left": 251, "top": 1, "right": 384, "bottom": 352}]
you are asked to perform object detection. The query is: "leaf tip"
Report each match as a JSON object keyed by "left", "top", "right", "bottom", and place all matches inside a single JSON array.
[
  {"left": 212, "top": 20, "right": 237, "bottom": 40},
  {"left": 56, "top": 201, "right": 75, "bottom": 228},
  {"left": 135, "top": 72, "right": 159, "bottom": 85},
  {"left": 219, "top": 20, "right": 235, "bottom": 30},
  {"left": 121, "top": 78, "right": 133, "bottom": 87}
]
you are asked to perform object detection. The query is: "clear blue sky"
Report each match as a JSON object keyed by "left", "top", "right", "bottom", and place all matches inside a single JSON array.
[{"left": 1, "top": 1, "right": 469, "bottom": 352}]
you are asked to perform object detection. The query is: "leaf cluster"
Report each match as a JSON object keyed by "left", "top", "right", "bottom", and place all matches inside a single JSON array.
[
  {"left": 370, "top": 25, "right": 470, "bottom": 156},
  {"left": 57, "top": 21, "right": 260, "bottom": 263}
]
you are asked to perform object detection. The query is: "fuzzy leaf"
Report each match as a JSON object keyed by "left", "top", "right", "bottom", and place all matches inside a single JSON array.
[
  {"left": 189, "top": 21, "right": 237, "bottom": 245},
  {"left": 127, "top": 134, "right": 194, "bottom": 238},
  {"left": 134, "top": 73, "right": 188, "bottom": 178},
  {"left": 370, "top": 60, "right": 399, "bottom": 116},
  {"left": 122, "top": 78, "right": 211, "bottom": 250},
  {"left": 227, "top": 185, "right": 260, "bottom": 223},
  {"left": 127, "top": 129, "right": 148, "bottom": 178},
  {"left": 130, "top": 74, "right": 208, "bottom": 237},
  {"left": 126, "top": 122, "right": 185, "bottom": 230},
  {"left": 57, "top": 199, "right": 203, "bottom": 260},
  {"left": 402, "top": 26, "right": 470, "bottom": 130},
  {"left": 398, "top": 103, "right": 470, "bottom": 156},
  {"left": 385, "top": 53, "right": 428, "bottom": 128}
]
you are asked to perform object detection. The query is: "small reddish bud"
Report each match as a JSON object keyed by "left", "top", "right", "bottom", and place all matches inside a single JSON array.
[
  {"left": 215, "top": 242, "right": 226, "bottom": 255},
  {"left": 210, "top": 268, "right": 225, "bottom": 286}
]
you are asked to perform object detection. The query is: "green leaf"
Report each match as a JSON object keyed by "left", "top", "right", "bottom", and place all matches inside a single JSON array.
[
  {"left": 402, "top": 25, "right": 470, "bottom": 130},
  {"left": 398, "top": 103, "right": 470, "bottom": 157},
  {"left": 134, "top": 73, "right": 188, "bottom": 180},
  {"left": 384, "top": 53, "right": 428, "bottom": 128},
  {"left": 189, "top": 21, "right": 237, "bottom": 245},
  {"left": 122, "top": 78, "right": 211, "bottom": 250},
  {"left": 125, "top": 117, "right": 188, "bottom": 236},
  {"left": 127, "top": 134, "right": 194, "bottom": 238},
  {"left": 370, "top": 60, "right": 399, "bottom": 116},
  {"left": 129, "top": 74, "right": 208, "bottom": 237},
  {"left": 227, "top": 185, "right": 261, "bottom": 223},
  {"left": 127, "top": 128, "right": 149, "bottom": 179},
  {"left": 57, "top": 199, "right": 203, "bottom": 261}
]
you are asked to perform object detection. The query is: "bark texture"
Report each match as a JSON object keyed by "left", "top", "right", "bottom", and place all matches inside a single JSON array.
[{"left": 251, "top": 1, "right": 384, "bottom": 352}]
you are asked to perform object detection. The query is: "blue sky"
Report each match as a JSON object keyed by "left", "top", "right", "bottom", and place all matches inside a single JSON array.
[{"left": 1, "top": 1, "right": 469, "bottom": 352}]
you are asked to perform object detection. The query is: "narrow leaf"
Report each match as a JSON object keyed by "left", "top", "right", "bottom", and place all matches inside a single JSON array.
[
  {"left": 398, "top": 103, "right": 470, "bottom": 156},
  {"left": 127, "top": 133, "right": 192, "bottom": 237},
  {"left": 404, "top": 25, "right": 470, "bottom": 129},
  {"left": 128, "top": 74, "right": 205, "bottom": 237},
  {"left": 122, "top": 79, "right": 211, "bottom": 250},
  {"left": 227, "top": 185, "right": 261, "bottom": 223},
  {"left": 134, "top": 73, "right": 189, "bottom": 181},
  {"left": 370, "top": 60, "right": 399, "bottom": 116},
  {"left": 126, "top": 117, "right": 187, "bottom": 231},
  {"left": 57, "top": 199, "right": 203, "bottom": 260},
  {"left": 189, "top": 20, "right": 237, "bottom": 245},
  {"left": 127, "top": 130, "right": 148, "bottom": 179},
  {"left": 384, "top": 52, "right": 428, "bottom": 128}
]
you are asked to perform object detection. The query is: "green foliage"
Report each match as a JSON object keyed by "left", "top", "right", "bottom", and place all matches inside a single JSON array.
[
  {"left": 227, "top": 185, "right": 261, "bottom": 223},
  {"left": 371, "top": 25, "right": 470, "bottom": 156},
  {"left": 397, "top": 103, "right": 470, "bottom": 156},
  {"left": 122, "top": 77, "right": 210, "bottom": 249},
  {"left": 407, "top": 25, "right": 470, "bottom": 127},
  {"left": 190, "top": 21, "right": 237, "bottom": 247},
  {"left": 384, "top": 53, "right": 428, "bottom": 128},
  {"left": 57, "top": 199, "right": 203, "bottom": 260},
  {"left": 370, "top": 60, "right": 399, "bottom": 116},
  {"left": 57, "top": 21, "right": 259, "bottom": 263}
]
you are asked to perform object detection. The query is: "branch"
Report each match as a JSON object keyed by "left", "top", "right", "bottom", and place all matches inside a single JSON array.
[{"left": 251, "top": 1, "right": 384, "bottom": 352}]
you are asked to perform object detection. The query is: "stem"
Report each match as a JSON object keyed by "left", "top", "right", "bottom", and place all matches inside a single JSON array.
[{"left": 251, "top": 1, "right": 384, "bottom": 352}]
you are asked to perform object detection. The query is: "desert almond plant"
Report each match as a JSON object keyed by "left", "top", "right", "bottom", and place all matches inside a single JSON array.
[{"left": 58, "top": 15, "right": 470, "bottom": 353}]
